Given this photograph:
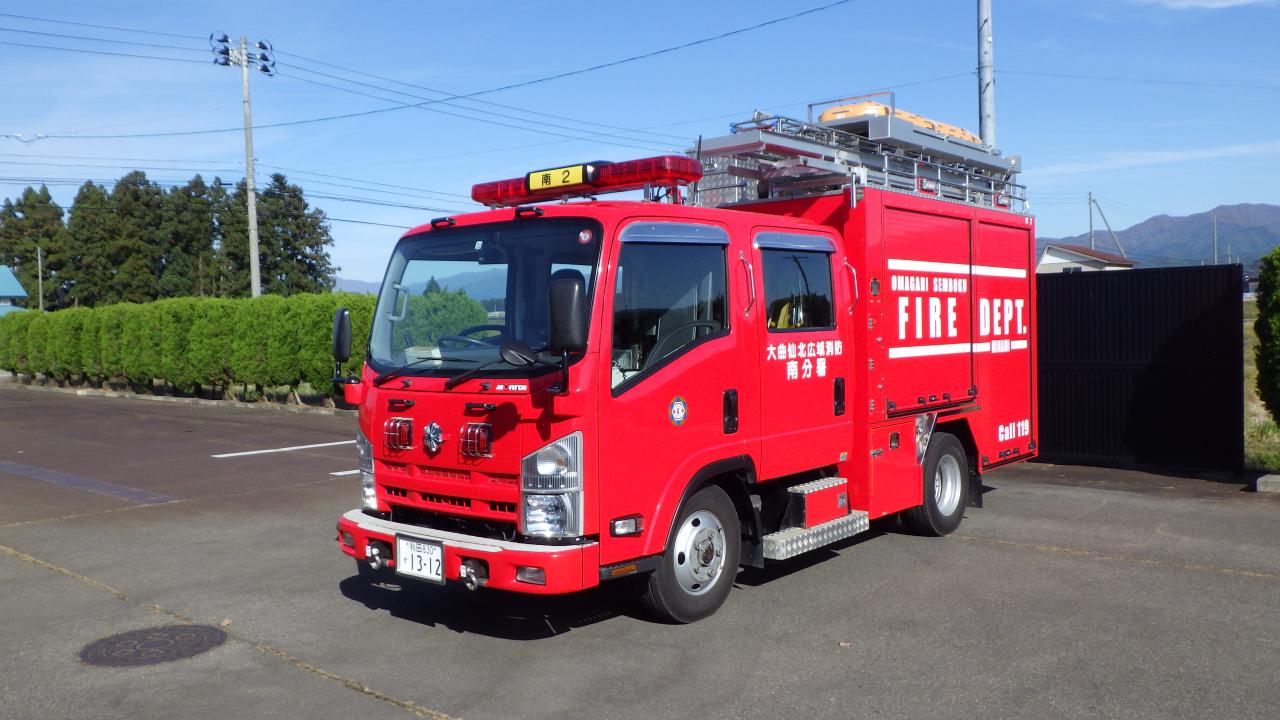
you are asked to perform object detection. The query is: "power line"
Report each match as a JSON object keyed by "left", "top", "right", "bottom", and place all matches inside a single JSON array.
[
  {"left": 60, "top": 203, "right": 410, "bottom": 229},
  {"left": 0, "top": 38, "right": 206, "bottom": 64},
  {"left": 18, "top": 0, "right": 856, "bottom": 141},
  {"left": 0, "top": 24, "right": 204, "bottom": 52},
  {"left": 277, "top": 60, "right": 682, "bottom": 147},
  {"left": 260, "top": 164, "right": 473, "bottom": 200},
  {"left": 277, "top": 71, "right": 672, "bottom": 154},
  {"left": 0, "top": 11, "right": 203, "bottom": 40},
  {"left": 997, "top": 69, "right": 1280, "bottom": 92},
  {"left": 275, "top": 50, "right": 689, "bottom": 143}
]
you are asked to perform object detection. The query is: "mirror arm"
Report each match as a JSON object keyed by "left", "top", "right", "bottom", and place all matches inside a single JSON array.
[
  {"left": 332, "top": 361, "right": 361, "bottom": 386},
  {"left": 547, "top": 353, "right": 571, "bottom": 395}
]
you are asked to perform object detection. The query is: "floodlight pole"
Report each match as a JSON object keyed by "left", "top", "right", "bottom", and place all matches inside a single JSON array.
[{"left": 213, "top": 32, "right": 274, "bottom": 296}]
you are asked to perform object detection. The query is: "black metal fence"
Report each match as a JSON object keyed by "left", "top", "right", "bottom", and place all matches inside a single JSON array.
[{"left": 1036, "top": 265, "right": 1243, "bottom": 472}]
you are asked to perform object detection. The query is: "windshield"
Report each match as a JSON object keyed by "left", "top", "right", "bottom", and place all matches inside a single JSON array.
[{"left": 369, "top": 218, "right": 602, "bottom": 374}]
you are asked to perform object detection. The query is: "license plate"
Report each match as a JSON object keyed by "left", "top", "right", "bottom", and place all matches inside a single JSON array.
[
  {"left": 526, "top": 164, "right": 587, "bottom": 191},
  {"left": 395, "top": 536, "right": 444, "bottom": 584}
]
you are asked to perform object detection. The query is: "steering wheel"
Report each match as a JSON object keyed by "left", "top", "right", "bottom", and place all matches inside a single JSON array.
[
  {"left": 437, "top": 324, "right": 506, "bottom": 350},
  {"left": 643, "top": 320, "right": 721, "bottom": 370}
]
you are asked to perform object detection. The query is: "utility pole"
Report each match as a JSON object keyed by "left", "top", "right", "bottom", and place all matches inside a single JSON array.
[
  {"left": 1212, "top": 211, "right": 1218, "bottom": 265},
  {"left": 36, "top": 245, "right": 43, "bottom": 312},
  {"left": 1091, "top": 197, "right": 1125, "bottom": 258},
  {"left": 977, "top": 0, "right": 997, "bottom": 149},
  {"left": 1088, "top": 191, "right": 1095, "bottom": 250},
  {"left": 211, "top": 33, "right": 275, "bottom": 297}
]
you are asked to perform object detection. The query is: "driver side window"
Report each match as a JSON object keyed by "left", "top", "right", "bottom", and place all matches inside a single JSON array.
[{"left": 610, "top": 242, "right": 727, "bottom": 390}]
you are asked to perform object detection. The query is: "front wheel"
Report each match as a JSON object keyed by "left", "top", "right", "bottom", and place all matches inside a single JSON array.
[
  {"left": 902, "top": 432, "right": 968, "bottom": 536},
  {"left": 641, "top": 485, "right": 740, "bottom": 623}
]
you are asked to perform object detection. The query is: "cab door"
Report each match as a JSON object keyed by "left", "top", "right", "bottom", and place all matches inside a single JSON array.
[
  {"left": 596, "top": 220, "right": 749, "bottom": 565},
  {"left": 752, "top": 229, "right": 851, "bottom": 480}
]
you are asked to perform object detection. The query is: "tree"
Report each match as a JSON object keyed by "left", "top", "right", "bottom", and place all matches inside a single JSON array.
[
  {"left": 212, "top": 174, "right": 336, "bottom": 297},
  {"left": 61, "top": 181, "right": 115, "bottom": 307},
  {"left": 0, "top": 185, "right": 67, "bottom": 309},
  {"left": 1256, "top": 248, "right": 1280, "bottom": 422},
  {"left": 159, "top": 175, "right": 216, "bottom": 298},
  {"left": 425, "top": 276, "right": 443, "bottom": 294},
  {"left": 106, "top": 171, "right": 164, "bottom": 304},
  {"left": 257, "top": 173, "right": 337, "bottom": 295}
]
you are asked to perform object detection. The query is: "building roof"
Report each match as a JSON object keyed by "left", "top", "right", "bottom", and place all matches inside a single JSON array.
[
  {"left": 1043, "top": 244, "right": 1136, "bottom": 267},
  {"left": 0, "top": 266, "right": 28, "bottom": 299}
]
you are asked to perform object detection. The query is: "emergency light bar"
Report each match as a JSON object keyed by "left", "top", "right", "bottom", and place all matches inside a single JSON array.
[{"left": 471, "top": 154, "right": 702, "bottom": 208}]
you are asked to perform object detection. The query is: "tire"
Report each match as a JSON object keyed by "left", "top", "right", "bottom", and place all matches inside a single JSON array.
[
  {"left": 641, "top": 485, "right": 741, "bottom": 623},
  {"left": 902, "top": 432, "right": 968, "bottom": 536}
]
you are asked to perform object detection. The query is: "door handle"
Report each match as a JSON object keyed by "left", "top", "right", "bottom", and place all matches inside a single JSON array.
[
  {"left": 738, "top": 252, "right": 756, "bottom": 318},
  {"left": 723, "top": 389, "right": 739, "bottom": 434},
  {"left": 834, "top": 377, "right": 846, "bottom": 416}
]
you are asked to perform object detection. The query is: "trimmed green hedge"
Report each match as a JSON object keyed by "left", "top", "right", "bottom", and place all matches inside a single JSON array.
[{"left": 0, "top": 293, "right": 375, "bottom": 398}]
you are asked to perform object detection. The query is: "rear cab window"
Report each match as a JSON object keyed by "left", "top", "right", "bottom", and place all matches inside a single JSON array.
[{"left": 758, "top": 232, "right": 836, "bottom": 332}]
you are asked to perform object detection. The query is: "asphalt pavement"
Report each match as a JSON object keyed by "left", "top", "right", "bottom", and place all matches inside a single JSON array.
[{"left": 1, "top": 384, "right": 1278, "bottom": 720}]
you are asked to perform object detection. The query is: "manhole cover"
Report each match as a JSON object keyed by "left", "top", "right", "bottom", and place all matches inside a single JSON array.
[{"left": 79, "top": 625, "right": 227, "bottom": 667}]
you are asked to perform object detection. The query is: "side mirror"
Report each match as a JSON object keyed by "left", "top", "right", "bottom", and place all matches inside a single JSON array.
[
  {"left": 547, "top": 274, "right": 588, "bottom": 355},
  {"left": 332, "top": 307, "right": 352, "bottom": 364}
]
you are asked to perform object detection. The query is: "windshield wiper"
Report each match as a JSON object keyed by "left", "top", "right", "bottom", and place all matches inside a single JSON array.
[
  {"left": 442, "top": 358, "right": 506, "bottom": 390},
  {"left": 373, "top": 355, "right": 476, "bottom": 387},
  {"left": 442, "top": 343, "right": 556, "bottom": 391}
]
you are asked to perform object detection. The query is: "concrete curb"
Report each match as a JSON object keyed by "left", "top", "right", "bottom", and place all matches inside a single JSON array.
[
  {"left": 0, "top": 377, "right": 357, "bottom": 417},
  {"left": 1256, "top": 475, "right": 1280, "bottom": 494}
]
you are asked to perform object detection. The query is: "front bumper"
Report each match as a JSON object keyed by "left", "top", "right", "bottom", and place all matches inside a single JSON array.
[{"left": 336, "top": 509, "right": 599, "bottom": 595}]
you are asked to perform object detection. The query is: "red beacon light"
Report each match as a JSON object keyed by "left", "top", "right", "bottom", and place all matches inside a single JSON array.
[{"left": 471, "top": 154, "right": 702, "bottom": 208}]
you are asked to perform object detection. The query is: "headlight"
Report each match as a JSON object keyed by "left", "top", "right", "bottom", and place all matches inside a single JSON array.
[
  {"left": 356, "top": 430, "right": 377, "bottom": 510},
  {"left": 521, "top": 432, "right": 583, "bottom": 537}
]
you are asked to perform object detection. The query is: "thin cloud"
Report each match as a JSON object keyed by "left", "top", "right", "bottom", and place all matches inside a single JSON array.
[
  {"left": 1138, "top": 0, "right": 1274, "bottom": 8},
  {"left": 1032, "top": 139, "right": 1280, "bottom": 178}
]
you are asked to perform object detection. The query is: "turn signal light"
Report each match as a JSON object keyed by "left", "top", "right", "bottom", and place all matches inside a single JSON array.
[{"left": 384, "top": 417, "right": 413, "bottom": 451}]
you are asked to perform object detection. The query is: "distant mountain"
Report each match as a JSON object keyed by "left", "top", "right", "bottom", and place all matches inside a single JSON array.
[
  {"left": 1038, "top": 203, "right": 1280, "bottom": 273},
  {"left": 334, "top": 277, "right": 380, "bottom": 294},
  {"left": 335, "top": 268, "right": 507, "bottom": 300}
]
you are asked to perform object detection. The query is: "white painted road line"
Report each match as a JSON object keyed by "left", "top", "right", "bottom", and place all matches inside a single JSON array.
[
  {"left": 330, "top": 470, "right": 361, "bottom": 476},
  {"left": 211, "top": 440, "right": 355, "bottom": 459}
]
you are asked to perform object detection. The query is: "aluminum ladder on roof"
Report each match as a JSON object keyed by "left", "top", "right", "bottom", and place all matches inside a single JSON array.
[{"left": 691, "top": 94, "right": 1027, "bottom": 214}]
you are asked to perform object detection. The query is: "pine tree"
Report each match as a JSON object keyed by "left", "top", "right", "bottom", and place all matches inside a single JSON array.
[
  {"left": 159, "top": 175, "right": 215, "bottom": 297},
  {"left": 258, "top": 173, "right": 336, "bottom": 295},
  {"left": 212, "top": 178, "right": 251, "bottom": 297},
  {"left": 62, "top": 181, "right": 115, "bottom": 307},
  {"left": 107, "top": 171, "right": 165, "bottom": 304},
  {"left": 0, "top": 185, "right": 67, "bottom": 309}
]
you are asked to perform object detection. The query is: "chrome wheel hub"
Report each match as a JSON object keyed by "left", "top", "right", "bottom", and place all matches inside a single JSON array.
[
  {"left": 671, "top": 509, "right": 726, "bottom": 596},
  {"left": 934, "top": 454, "right": 963, "bottom": 516}
]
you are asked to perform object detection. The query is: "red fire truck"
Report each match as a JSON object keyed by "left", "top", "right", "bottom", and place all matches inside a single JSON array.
[{"left": 332, "top": 96, "right": 1037, "bottom": 622}]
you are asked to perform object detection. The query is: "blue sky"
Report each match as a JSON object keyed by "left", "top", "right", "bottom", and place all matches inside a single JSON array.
[{"left": 2, "top": 0, "right": 1278, "bottom": 281}]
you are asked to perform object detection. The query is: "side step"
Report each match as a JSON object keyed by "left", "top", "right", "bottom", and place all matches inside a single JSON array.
[{"left": 762, "top": 477, "right": 870, "bottom": 560}]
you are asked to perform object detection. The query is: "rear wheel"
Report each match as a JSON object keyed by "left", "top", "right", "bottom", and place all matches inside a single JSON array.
[
  {"left": 641, "top": 485, "right": 740, "bottom": 623},
  {"left": 902, "top": 432, "right": 968, "bottom": 536}
]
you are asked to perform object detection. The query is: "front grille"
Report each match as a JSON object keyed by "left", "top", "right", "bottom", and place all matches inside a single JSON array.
[
  {"left": 390, "top": 505, "right": 517, "bottom": 542},
  {"left": 488, "top": 500, "right": 517, "bottom": 514},
  {"left": 421, "top": 492, "right": 471, "bottom": 509},
  {"left": 385, "top": 486, "right": 408, "bottom": 498}
]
